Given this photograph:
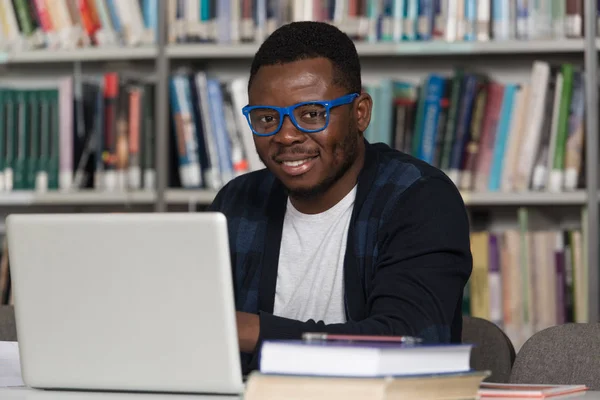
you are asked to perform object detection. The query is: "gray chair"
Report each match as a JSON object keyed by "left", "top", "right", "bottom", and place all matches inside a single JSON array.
[
  {"left": 462, "top": 316, "right": 516, "bottom": 383},
  {"left": 509, "top": 323, "right": 600, "bottom": 390},
  {"left": 0, "top": 305, "right": 17, "bottom": 341}
]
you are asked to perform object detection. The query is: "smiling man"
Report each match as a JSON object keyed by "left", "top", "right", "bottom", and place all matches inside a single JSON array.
[{"left": 208, "top": 21, "right": 472, "bottom": 374}]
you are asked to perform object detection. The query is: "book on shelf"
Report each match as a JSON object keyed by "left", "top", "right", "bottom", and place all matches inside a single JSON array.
[
  {"left": 0, "top": 73, "right": 156, "bottom": 194},
  {"left": 166, "top": 0, "right": 585, "bottom": 46},
  {"left": 166, "top": 58, "right": 586, "bottom": 195},
  {"left": 0, "top": 0, "right": 156, "bottom": 53},
  {"left": 0, "top": 59, "right": 588, "bottom": 197},
  {"left": 465, "top": 207, "right": 588, "bottom": 350},
  {"left": 0, "top": 1, "right": 591, "bottom": 55},
  {"left": 368, "top": 60, "right": 586, "bottom": 194},
  {"left": 167, "top": 69, "right": 263, "bottom": 192}
]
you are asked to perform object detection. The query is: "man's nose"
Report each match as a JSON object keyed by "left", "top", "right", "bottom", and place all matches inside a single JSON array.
[{"left": 273, "top": 116, "right": 306, "bottom": 145}]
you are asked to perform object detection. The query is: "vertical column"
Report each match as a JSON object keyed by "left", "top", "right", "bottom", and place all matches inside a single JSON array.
[
  {"left": 154, "top": 0, "right": 169, "bottom": 212},
  {"left": 584, "top": 0, "right": 599, "bottom": 323}
]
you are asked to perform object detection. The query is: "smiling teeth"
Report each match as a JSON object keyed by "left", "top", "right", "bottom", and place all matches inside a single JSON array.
[{"left": 282, "top": 159, "right": 312, "bottom": 167}]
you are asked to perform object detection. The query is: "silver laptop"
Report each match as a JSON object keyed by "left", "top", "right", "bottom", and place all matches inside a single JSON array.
[{"left": 6, "top": 212, "right": 244, "bottom": 395}]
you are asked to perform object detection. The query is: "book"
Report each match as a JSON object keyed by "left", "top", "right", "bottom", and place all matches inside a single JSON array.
[
  {"left": 479, "top": 382, "right": 588, "bottom": 398},
  {"left": 245, "top": 370, "right": 490, "bottom": 400},
  {"left": 259, "top": 339, "right": 473, "bottom": 377}
]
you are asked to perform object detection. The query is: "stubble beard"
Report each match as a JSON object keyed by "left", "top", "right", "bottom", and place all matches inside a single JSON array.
[{"left": 259, "top": 126, "right": 361, "bottom": 202}]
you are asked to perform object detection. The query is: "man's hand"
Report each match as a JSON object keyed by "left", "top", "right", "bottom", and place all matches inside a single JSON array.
[{"left": 236, "top": 311, "right": 260, "bottom": 353}]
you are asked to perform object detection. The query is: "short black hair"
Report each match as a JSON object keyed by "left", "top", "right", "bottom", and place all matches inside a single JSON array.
[{"left": 248, "top": 21, "right": 362, "bottom": 94}]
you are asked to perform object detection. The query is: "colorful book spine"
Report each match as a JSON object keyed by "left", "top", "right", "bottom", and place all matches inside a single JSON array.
[
  {"left": 169, "top": 74, "right": 202, "bottom": 188},
  {"left": 418, "top": 74, "right": 445, "bottom": 164}
]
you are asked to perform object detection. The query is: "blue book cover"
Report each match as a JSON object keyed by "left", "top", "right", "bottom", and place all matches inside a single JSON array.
[
  {"left": 516, "top": 0, "right": 529, "bottom": 39},
  {"left": 492, "top": 0, "right": 510, "bottom": 40},
  {"left": 488, "top": 84, "right": 517, "bottom": 191},
  {"left": 217, "top": 0, "right": 231, "bottom": 43},
  {"left": 142, "top": 0, "right": 158, "bottom": 42},
  {"left": 392, "top": 0, "right": 406, "bottom": 41},
  {"left": 464, "top": 0, "right": 477, "bottom": 41},
  {"left": 169, "top": 75, "right": 202, "bottom": 188},
  {"left": 417, "top": 0, "right": 434, "bottom": 40},
  {"left": 206, "top": 79, "right": 234, "bottom": 185},
  {"left": 448, "top": 74, "right": 478, "bottom": 175},
  {"left": 403, "top": 0, "right": 419, "bottom": 40},
  {"left": 418, "top": 74, "right": 445, "bottom": 164},
  {"left": 104, "top": 0, "right": 121, "bottom": 34},
  {"left": 376, "top": 79, "right": 394, "bottom": 146}
]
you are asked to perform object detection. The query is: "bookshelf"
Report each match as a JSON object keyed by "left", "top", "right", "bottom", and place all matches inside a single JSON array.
[{"left": 0, "top": 0, "right": 597, "bottom": 349}]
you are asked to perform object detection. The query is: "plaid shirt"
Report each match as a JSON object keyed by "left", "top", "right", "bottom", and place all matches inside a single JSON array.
[{"left": 208, "top": 140, "right": 472, "bottom": 373}]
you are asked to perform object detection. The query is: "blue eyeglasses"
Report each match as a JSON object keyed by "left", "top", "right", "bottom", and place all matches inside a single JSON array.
[{"left": 241, "top": 93, "right": 359, "bottom": 137}]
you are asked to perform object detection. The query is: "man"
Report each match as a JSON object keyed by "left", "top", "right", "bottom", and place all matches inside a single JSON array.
[{"left": 208, "top": 21, "right": 472, "bottom": 374}]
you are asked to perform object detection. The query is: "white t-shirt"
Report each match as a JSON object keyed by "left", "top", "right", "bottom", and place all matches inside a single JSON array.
[{"left": 273, "top": 185, "right": 357, "bottom": 324}]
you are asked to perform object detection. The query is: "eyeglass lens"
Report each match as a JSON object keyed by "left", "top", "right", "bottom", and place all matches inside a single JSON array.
[{"left": 249, "top": 103, "right": 328, "bottom": 135}]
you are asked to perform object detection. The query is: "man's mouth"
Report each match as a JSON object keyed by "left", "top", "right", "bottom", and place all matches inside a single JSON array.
[
  {"left": 275, "top": 155, "right": 319, "bottom": 176},
  {"left": 280, "top": 157, "right": 317, "bottom": 167}
]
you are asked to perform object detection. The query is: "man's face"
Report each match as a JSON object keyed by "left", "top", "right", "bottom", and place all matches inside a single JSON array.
[{"left": 248, "top": 57, "right": 367, "bottom": 200}]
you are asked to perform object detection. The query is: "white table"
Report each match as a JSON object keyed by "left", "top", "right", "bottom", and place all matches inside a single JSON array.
[
  {"left": 0, "top": 387, "right": 242, "bottom": 400},
  {"left": 0, "top": 387, "right": 599, "bottom": 400}
]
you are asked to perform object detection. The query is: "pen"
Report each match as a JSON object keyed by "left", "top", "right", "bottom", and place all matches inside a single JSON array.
[{"left": 301, "top": 333, "right": 423, "bottom": 344}]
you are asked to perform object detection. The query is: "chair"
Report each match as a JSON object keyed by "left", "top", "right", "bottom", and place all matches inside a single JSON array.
[
  {"left": 0, "top": 305, "right": 17, "bottom": 341},
  {"left": 462, "top": 316, "right": 516, "bottom": 383},
  {"left": 509, "top": 323, "right": 600, "bottom": 390}
]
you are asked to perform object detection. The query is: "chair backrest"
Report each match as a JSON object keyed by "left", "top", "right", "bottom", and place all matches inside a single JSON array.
[
  {"left": 462, "top": 316, "right": 516, "bottom": 383},
  {"left": 509, "top": 323, "right": 600, "bottom": 390},
  {"left": 0, "top": 305, "right": 17, "bottom": 341}
]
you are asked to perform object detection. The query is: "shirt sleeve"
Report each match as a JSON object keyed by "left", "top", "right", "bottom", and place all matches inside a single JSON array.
[{"left": 251, "top": 175, "right": 472, "bottom": 367}]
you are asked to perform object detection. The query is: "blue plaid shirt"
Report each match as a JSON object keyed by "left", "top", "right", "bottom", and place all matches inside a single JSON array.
[{"left": 208, "top": 140, "right": 472, "bottom": 373}]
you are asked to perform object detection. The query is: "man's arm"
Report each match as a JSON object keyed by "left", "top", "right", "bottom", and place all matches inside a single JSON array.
[{"left": 239, "top": 175, "right": 472, "bottom": 353}]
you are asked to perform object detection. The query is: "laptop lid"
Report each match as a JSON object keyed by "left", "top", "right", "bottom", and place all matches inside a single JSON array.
[{"left": 6, "top": 212, "right": 243, "bottom": 395}]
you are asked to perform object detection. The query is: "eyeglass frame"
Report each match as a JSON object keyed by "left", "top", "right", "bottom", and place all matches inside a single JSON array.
[{"left": 241, "top": 92, "right": 360, "bottom": 137}]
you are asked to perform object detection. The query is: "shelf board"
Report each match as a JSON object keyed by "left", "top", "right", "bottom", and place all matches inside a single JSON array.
[
  {"left": 0, "top": 189, "right": 587, "bottom": 207},
  {"left": 167, "top": 39, "right": 586, "bottom": 59},
  {"left": 461, "top": 190, "right": 587, "bottom": 206},
  {"left": 355, "top": 39, "right": 586, "bottom": 55},
  {"left": 165, "top": 189, "right": 217, "bottom": 205},
  {"left": 165, "top": 189, "right": 587, "bottom": 207},
  {"left": 0, "top": 46, "right": 157, "bottom": 64},
  {"left": 0, "top": 190, "right": 156, "bottom": 206},
  {"left": 0, "top": 38, "right": 590, "bottom": 64},
  {"left": 167, "top": 43, "right": 259, "bottom": 58}
]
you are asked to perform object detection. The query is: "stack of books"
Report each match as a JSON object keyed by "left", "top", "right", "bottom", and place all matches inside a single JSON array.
[
  {"left": 245, "top": 334, "right": 488, "bottom": 400},
  {"left": 245, "top": 334, "right": 589, "bottom": 400}
]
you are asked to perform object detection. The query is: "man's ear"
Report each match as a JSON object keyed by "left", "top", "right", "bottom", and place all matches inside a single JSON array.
[{"left": 355, "top": 92, "right": 372, "bottom": 134}]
